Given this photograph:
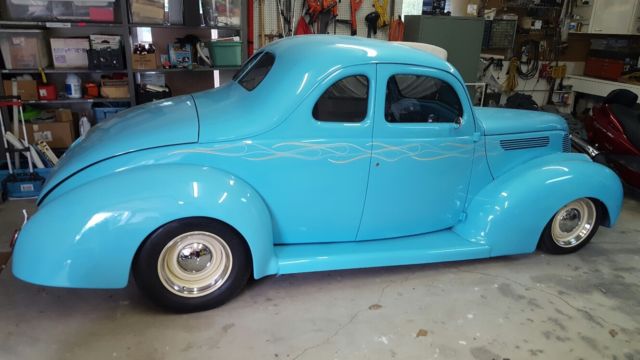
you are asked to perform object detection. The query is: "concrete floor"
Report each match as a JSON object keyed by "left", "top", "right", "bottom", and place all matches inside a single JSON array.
[{"left": 0, "top": 198, "right": 639, "bottom": 360}]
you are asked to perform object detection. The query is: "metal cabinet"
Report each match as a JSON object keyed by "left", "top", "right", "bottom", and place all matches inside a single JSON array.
[
  {"left": 576, "top": 0, "right": 640, "bottom": 35},
  {"left": 403, "top": 16, "right": 485, "bottom": 83}
]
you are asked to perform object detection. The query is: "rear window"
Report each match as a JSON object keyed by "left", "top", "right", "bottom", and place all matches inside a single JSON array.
[
  {"left": 312, "top": 75, "right": 369, "bottom": 122},
  {"left": 235, "top": 52, "right": 275, "bottom": 91}
]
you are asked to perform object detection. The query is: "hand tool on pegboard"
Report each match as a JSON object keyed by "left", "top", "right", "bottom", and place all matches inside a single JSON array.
[
  {"left": 388, "top": 15, "right": 404, "bottom": 41},
  {"left": 304, "top": 0, "right": 337, "bottom": 33},
  {"left": 365, "top": 10, "right": 380, "bottom": 38},
  {"left": 373, "top": 0, "right": 389, "bottom": 29},
  {"left": 350, "top": 0, "right": 364, "bottom": 35},
  {"left": 258, "top": 0, "right": 265, "bottom": 47},
  {"left": 280, "top": 0, "right": 293, "bottom": 36},
  {"left": 388, "top": 0, "right": 405, "bottom": 40},
  {"left": 317, "top": 1, "right": 338, "bottom": 34},
  {"left": 276, "top": 0, "right": 284, "bottom": 38}
]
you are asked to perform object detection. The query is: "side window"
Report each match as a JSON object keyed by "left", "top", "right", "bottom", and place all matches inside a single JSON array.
[
  {"left": 236, "top": 52, "right": 275, "bottom": 91},
  {"left": 385, "top": 74, "right": 463, "bottom": 123},
  {"left": 312, "top": 75, "right": 369, "bottom": 122}
]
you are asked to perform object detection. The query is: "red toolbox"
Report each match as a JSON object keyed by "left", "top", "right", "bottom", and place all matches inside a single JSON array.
[{"left": 584, "top": 57, "right": 625, "bottom": 81}]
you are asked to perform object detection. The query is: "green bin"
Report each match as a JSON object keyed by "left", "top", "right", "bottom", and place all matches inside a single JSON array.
[{"left": 207, "top": 41, "right": 242, "bottom": 67}]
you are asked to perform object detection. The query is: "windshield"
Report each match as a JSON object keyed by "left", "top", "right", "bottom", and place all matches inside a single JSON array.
[{"left": 234, "top": 52, "right": 275, "bottom": 91}]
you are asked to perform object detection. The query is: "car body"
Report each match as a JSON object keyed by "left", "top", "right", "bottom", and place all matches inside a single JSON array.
[
  {"left": 12, "top": 36, "right": 623, "bottom": 312},
  {"left": 583, "top": 89, "right": 640, "bottom": 188}
]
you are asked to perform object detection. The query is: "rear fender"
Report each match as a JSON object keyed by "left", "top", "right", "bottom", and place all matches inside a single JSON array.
[
  {"left": 12, "top": 164, "right": 277, "bottom": 288},
  {"left": 454, "top": 153, "right": 623, "bottom": 256}
]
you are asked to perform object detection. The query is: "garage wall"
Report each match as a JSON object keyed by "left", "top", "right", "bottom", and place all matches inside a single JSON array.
[{"left": 251, "top": 1, "right": 404, "bottom": 52}]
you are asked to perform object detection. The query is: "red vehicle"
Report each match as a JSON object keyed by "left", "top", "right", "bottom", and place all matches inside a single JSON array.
[{"left": 573, "top": 89, "right": 640, "bottom": 189}]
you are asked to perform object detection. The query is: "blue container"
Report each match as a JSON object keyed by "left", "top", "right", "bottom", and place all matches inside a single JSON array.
[
  {"left": 93, "top": 103, "right": 128, "bottom": 123},
  {"left": 1, "top": 168, "right": 51, "bottom": 200}
]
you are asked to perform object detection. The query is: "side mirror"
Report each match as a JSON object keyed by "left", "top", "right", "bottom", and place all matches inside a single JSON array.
[{"left": 454, "top": 116, "right": 463, "bottom": 128}]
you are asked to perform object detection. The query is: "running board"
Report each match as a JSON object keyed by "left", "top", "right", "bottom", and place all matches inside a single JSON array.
[{"left": 275, "top": 230, "right": 490, "bottom": 275}]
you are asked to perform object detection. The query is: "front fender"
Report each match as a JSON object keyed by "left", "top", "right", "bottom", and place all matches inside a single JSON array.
[
  {"left": 12, "top": 164, "right": 277, "bottom": 288},
  {"left": 454, "top": 153, "right": 623, "bottom": 256}
]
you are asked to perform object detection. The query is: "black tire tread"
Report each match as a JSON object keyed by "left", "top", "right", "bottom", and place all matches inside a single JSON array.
[{"left": 133, "top": 217, "right": 251, "bottom": 313}]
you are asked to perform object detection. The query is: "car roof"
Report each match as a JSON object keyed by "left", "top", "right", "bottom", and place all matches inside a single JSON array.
[
  {"left": 193, "top": 36, "right": 465, "bottom": 142},
  {"left": 264, "top": 35, "right": 455, "bottom": 73}
]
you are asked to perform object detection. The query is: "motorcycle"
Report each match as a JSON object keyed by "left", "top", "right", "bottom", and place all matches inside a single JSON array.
[{"left": 572, "top": 89, "right": 640, "bottom": 189}]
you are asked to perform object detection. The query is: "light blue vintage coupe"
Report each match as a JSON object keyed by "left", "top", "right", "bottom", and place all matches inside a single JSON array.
[{"left": 12, "top": 36, "right": 623, "bottom": 312}]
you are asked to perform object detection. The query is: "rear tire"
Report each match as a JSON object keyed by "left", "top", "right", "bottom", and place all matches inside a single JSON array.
[
  {"left": 539, "top": 198, "right": 601, "bottom": 254},
  {"left": 133, "top": 218, "right": 250, "bottom": 313}
]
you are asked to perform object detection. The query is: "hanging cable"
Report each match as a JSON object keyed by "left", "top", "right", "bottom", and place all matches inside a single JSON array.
[{"left": 516, "top": 40, "right": 540, "bottom": 80}]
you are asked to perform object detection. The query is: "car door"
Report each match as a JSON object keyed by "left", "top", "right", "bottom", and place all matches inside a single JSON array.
[
  {"left": 255, "top": 65, "right": 375, "bottom": 244},
  {"left": 356, "top": 64, "right": 476, "bottom": 240}
]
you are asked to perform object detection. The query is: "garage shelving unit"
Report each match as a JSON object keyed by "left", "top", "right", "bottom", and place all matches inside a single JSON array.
[
  {"left": 0, "top": 0, "right": 248, "bottom": 107},
  {"left": 0, "top": 0, "right": 247, "bottom": 160}
]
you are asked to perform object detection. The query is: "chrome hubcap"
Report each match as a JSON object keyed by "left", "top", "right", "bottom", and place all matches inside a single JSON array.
[
  {"left": 158, "top": 231, "right": 232, "bottom": 298},
  {"left": 558, "top": 208, "right": 581, "bottom": 233},
  {"left": 177, "top": 243, "right": 213, "bottom": 273},
  {"left": 551, "top": 198, "right": 597, "bottom": 248}
]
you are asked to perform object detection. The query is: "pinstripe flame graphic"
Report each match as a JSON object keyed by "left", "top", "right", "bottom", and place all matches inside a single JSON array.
[{"left": 173, "top": 141, "right": 473, "bottom": 163}]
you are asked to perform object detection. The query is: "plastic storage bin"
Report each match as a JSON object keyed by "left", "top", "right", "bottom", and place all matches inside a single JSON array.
[
  {"left": 130, "top": 0, "right": 182, "bottom": 24},
  {"left": 93, "top": 102, "right": 128, "bottom": 123},
  {"left": 201, "top": 0, "right": 241, "bottom": 26},
  {"left": 5, "top": 0, "right": 116, "bottom": 22},
  {"left": 0, "top": 29, "right": 50, "bottom": 69},
  {"left": 207, "top": 41, "right": 242, "bottom": 67},
  {"left": 0, "top": 168, "right": 51, "bottom": 200}
]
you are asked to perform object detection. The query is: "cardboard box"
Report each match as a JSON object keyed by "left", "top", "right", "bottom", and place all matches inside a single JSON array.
[
  {"left": 131, "top": 0, "right": 165, "bottom": 23},
  {"left": 55, "top": 108, "right": 74, "bottom": 123},
  {"left": 3, "top": 79, "right": 38, "bottom": 101},
  {"left": 169, "top": 43, "right": 191, "bottom": 67},
  {"left": 132, "top": 53, "right": 158, "bottom": 70},
  {"left": 0, "top": 29, "right": 50, "bottom": 69},
  {"left": 100, "top": 79, "right": 130, "bottom": 98},
  {"left": 24, "top": 122, "right": 76, "bottom": 149},
  {"left": 50, "top": 38, "right": 90, "bottom": 68}
]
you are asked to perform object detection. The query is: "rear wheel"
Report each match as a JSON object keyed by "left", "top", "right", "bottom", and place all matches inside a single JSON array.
[
  {"left": 539, "top": 198, "right": 601, "bottom": 254},
  {"left": 133, "top": 218, "right": 250, "bottom": 313}
]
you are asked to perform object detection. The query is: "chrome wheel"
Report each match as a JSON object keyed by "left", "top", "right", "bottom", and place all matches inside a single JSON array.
[
  {"left": 550, "top": 198, "right": 597, "bottom": 248},
  {"left": 157, "top": 231, "right": 233, "bottom": 297}
]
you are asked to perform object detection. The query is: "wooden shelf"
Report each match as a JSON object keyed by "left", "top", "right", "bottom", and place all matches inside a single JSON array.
[
  {"left": 1, "top": 68, "right": 126, "bottom": 74},
  {"left": 22, "top": 98, "right": 131, "bottom": 105},
  {"left": 129, "top": 23, "right": 241, "bottom": 31},
  {"left": 0, "top": 20, "right": 125, "bottom": 29},
  {"left": 133, "top": 67, "right": 240, "bottom": 73}
]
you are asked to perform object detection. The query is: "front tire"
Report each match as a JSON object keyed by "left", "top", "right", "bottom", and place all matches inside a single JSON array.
[
  {"left": 133, "top": 218, "right": 251, "bottom": 313},
  {"left": 539, "top": 198, "right": 601, "bottom": 254}
]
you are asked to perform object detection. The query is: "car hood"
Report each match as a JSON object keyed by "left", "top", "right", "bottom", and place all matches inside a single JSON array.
[
  {"left": 38, "top": 95, "right": 199, "bottom": 203},
  {"left": 474, "top": 107, "right": 568, "bottom": 135}
]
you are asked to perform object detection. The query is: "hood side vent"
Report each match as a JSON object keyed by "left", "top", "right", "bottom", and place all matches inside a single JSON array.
[
  {"left": 562, "top": 134, "right": 571, "bottom": 152},
  {"left": 500, "top": 136, "right": 550, "bottom": 151}
]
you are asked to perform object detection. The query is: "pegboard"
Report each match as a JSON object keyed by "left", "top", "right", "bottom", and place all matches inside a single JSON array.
[{"left": 252, "top": 0, "right": 404, "bottom": 52}]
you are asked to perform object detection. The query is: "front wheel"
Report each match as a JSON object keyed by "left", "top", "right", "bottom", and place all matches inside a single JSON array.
[
  {"left": 133, "top": 218, "right": 251, "bottom": 313},
  {"left": 539, "top": 198, "right": 601, "bottom": 254}
]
